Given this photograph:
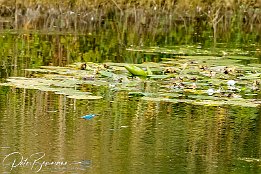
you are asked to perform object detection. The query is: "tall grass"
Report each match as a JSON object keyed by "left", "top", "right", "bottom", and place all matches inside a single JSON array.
[
  {"left": 0, "top": 0, "right": 261, "bottom": 32},
  {"left": 0, "top": 0, "right": 260, "bottom": 47}
]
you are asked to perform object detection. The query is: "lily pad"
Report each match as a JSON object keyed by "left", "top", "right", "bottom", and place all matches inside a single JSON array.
[
  {"left": 141, "top": 96, "right": 174, "bottom": 102},
  {"left": 238, "top": 73, "right": 261, "bottom": 80},
  {"left": 40, "top": 66, "right": 69, "bottom": 70},
  {"left": 193, "top": 99, "right": 260, "bottom": 107},
  {"left": 179, "top": 56, "right": 222, "bottom": 60},
  {"left": 24, "top": 69, "right": 57, "bottom": 73},
  {"left": 225, "top": 55, "right": 258, "bottom": 60},
  {"left": 67, "top": 95, "right": 103, "bottom": 100},
  {"left": 99, "top": 70, "right": 120, "bottom": 79},
  {"left": 147, "top": 75, "right": 173, "bottom": 79},
  {"left": 1, "top": 59, "right": 261, "bottom": 106}
]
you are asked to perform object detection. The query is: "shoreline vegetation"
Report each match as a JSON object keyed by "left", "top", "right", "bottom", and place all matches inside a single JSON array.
[
  {"left": 0, "top": 0, "right": 260, "bottom": 68},
  {"left": 0, "top": 0, "right": 260, "bottom": 35}
]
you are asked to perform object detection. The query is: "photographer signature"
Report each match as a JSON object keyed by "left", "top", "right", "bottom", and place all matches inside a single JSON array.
[{"left": 2, "top": 152, "right": 91, "bottom": 172}]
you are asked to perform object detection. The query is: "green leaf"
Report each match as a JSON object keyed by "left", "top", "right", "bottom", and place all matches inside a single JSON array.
[
  {"left": 147, "top": 75, "right": 173, "bottom": 79},
  {"left": 147, "top": 66, "right": 153, "bottom": 75},
  {"left": 238, "top": 73, "right": 261, "bottom": 80},
  {"left": 67, "top": 95, "right": 103, "bottom": 100},
  {"left": 124, "top": 65, "right": 147, "bottom": 77},
  {"left": 225, "top": 55, "right": 258, "bottom": 60},
  {"left": 99, "top": 70, "right": 117, "bottom": 78}
]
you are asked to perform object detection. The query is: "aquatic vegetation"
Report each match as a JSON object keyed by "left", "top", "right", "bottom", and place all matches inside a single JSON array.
[
  {"left": 0, "top": 54, "right": 260, "bottom": 107},
  {"left": 0, "top": 76, "right": 103, "bottom": 100},
  {"left": 0, "top": 0, "right": 259, "bottom": 53},
  {"left": 1, "top": 1, "right": 259, "bottom": 36},
  {"left": 124, "top": 65, "right": 147, "bottom": 77}
]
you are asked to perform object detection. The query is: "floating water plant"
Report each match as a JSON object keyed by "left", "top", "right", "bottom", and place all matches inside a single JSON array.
[
  {"left": 0, "top": 76, "right": 103, "bottom": 100},
  {"left": 0, "top": 53, "right": 260, "bottom": 105},
  {"left": 124, "top": 65, "right": 147, "bottom": 77}
]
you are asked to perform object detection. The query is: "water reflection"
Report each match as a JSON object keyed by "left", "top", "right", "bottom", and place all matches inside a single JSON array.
[
  {"left": 0, "top": 24, "right": 260, "bottom": 173},
  {"left": 0, "top": 31, "right": 260, "bottom": 80},
  {"left": 0, "top": 85, "right": 260, "bottom": 173}
]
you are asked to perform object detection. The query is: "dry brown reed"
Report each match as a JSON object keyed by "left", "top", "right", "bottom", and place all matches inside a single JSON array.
[{"left": 0, "top": 0, "right": 259, "bottom": 43}]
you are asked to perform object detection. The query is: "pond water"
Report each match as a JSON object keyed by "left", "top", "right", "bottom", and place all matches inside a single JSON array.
[{"left": 0, "top": 30, "right": 261, "bottom": 174}]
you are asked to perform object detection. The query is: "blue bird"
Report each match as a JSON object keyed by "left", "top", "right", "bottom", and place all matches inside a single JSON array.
[{"left": 81, "top": 114, "right": 96, "bottom": 120}]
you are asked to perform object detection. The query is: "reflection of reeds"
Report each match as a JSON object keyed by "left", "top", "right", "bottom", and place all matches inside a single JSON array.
[{"left": 0, "top": 0, "right": 260, "bottom": 69}]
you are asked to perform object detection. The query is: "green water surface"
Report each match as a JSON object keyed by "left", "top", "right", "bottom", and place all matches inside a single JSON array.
[{"left": 0, "top": 29, "right": 260, "bottom": 174}]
